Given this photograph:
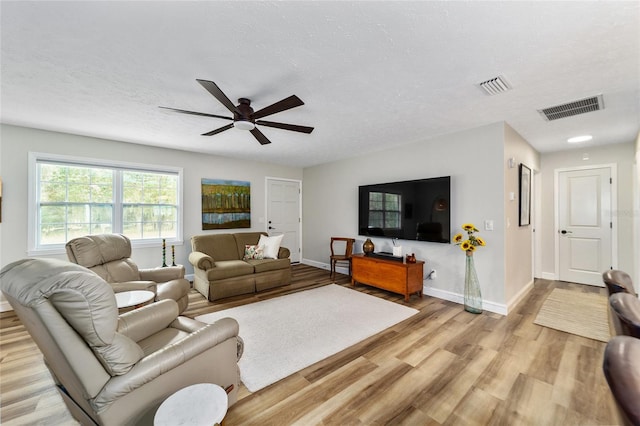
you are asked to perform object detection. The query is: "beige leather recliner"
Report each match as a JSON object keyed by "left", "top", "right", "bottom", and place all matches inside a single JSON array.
[
  {"left": 66, "top": 233, "right": 190, "bottom": 313},
  {"left": 0, "top": 258, "right": 243, "bottom": 426}
]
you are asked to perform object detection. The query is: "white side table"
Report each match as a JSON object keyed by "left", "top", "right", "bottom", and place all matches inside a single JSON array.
[
  {"left": 154, "top": 383, "right": 228, "bottom": 426},
  {"left": 115, "top": 290, "right": 155, "bottom": 310}
]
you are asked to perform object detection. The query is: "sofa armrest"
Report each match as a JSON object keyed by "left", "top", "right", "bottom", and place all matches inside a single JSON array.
[
  {"left": 278, "top": 246, "right": 291, "bottom": 259},
  {"left": 139, "top": 265, "right": 185, "bottom": 281},
  {"left": 92, "top": 318, "right": 240, "bottom": 412},
  {"left": 117, "top": 300, "right": 179, "bottom": 342},
  {"left": 111, "top": 281, "right": 157, "bottom": 294},
  {"left": 189, "top": 251, "right": 215, "bottom": 270}
]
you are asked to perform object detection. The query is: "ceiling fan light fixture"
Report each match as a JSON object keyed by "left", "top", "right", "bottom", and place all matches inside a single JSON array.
[{"left": 234, "top": 120, "right": 255, "bottom": 131}]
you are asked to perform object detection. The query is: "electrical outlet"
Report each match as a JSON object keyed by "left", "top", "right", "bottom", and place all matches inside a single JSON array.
[{"left": 427, "top": 269, "right": 436, "bottom": 280}]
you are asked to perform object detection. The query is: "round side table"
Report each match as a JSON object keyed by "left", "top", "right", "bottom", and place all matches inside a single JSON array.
[
  {"left": 115, "top": 290, "right": 155, "bottom": 310},
  {"left": 154, "top": 383, "right": 228, "bottom": 426}
]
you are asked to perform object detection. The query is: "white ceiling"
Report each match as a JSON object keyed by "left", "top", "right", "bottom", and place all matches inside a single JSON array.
[{"left": 1, "top": 1, "right": 639, "bottom": 168}]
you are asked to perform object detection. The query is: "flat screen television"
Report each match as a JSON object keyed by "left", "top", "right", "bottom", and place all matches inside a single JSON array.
[{"left": 358, "top": 176, "right": 451, "bottom": 243}]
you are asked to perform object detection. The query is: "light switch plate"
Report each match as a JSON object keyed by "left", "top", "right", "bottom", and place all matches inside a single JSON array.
[{"left": 484, "top": 220, "right": 494, "bottom": 231}]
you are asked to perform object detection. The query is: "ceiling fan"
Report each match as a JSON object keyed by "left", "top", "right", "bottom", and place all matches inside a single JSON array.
[{"left": 160, "top": 79, "right": 314, "bottom": 145}]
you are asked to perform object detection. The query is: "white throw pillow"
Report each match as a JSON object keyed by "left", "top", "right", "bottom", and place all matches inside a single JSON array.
[{"left": 258, "top": 234, "right": 284, "bottom": 259}]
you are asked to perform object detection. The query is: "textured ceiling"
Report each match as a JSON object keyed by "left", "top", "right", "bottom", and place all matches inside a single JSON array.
[{"left": 1, "top": 1, "right": 639, "bottom": 168}]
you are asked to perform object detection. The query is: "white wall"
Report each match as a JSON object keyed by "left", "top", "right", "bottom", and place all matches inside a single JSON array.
[
  {"left": 0, "top": 124, "right": 302, "bottom": 271},
  {"left": 302, "top": 122, "right": 511, "bottom": 313},
  {"left": 539, "top": 142, "right": 636, "bottom": 281},
  {"left": 503, "top": 124, "right": 540, "bottom": 305},
  {"left": 634, "top": 132, "right": 640, "bottom": 288}
]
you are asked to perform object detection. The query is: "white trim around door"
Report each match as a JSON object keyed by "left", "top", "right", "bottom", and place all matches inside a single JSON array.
[
  {"left": 554, "top": 164, "right": 618, "bottom": 285},
  {"left": 265, "top": 177, "right": 302, "bottom": 263}
]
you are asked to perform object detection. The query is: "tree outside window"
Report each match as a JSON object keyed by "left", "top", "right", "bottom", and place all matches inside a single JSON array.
[
  {"left": 34, "top": 157, "right": 180, "bottom": 251},
  {"left": 368, "top": 192, "right": 401, "bottom": 229}
]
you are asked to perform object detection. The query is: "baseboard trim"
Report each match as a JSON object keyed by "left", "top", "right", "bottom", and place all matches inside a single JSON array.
[
  {"left": 302, "top": 260, "right": 507, "bottom": 315},
  {"left": 541, "top": 272, "right": 557, "bottom": 281},
  {"left": 506, "top": 280, "right": 534, "bottom": 313},
  {"left": 423, "top": 286, "right": 507, "bottom": 316},
  {"left": 301, "top": 259, "right": 350, "bottom": 277},
  {"left": 0, "top": 300, "right": 13, "bottom": 313}
]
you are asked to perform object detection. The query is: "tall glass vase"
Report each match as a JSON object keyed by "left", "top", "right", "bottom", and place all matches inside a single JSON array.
[{"left": 464, "top": 251, "right": 482, "bottom": 314}]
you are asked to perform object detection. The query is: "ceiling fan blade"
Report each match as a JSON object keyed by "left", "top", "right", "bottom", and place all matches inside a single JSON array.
[
  {"left": 250, "top": 128, "right": 272, "bottom": 145},
  {"left": 196, "top": 79, "right": 238, "bottom": 113},
  {"left": 202, "top": 123, "right": 234, "bottom": 136},
  {"left": 252, "top": 95, "right": 304, "bottom": 120},
  {"left": 256, "top": 120, "right": 314, "bottom": 134},
  {"left": 159, "top": 106, "right": 233, "bottom": 121}
]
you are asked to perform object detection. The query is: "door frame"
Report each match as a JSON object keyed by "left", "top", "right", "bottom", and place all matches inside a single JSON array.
[
  {"left": 553, "top": 163, "right": 618, "bottom": 280},
  {"left": 265, "top": 177, "right": 302, "bottom": 263},
  {"left": 534, "top": 169, "right": 542, "bottom": 279}
]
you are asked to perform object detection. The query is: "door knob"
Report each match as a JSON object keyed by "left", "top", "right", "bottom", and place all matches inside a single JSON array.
[
  {"left": 269, "top": 226, "right": 275, "bottom": 230},
  {"left": 560, "top": 230, "right": 572, "bottom": 234}
]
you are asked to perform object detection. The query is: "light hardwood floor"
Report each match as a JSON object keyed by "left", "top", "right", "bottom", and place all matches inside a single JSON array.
[{"left": 0, "top": 264, "right": 622, "bottom": 425}]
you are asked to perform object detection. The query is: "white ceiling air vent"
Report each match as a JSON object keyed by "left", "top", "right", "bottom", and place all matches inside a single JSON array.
[
  {"left": 478, "top": 75, "right": 512, "bottom": 95},
  {"left": 538, "top": 95, "right": 604, "bottom": 121}
]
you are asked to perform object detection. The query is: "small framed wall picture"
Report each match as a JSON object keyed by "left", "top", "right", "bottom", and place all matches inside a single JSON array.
[{"left": 519, "top": 164, "right": 531, "bottom": 226}]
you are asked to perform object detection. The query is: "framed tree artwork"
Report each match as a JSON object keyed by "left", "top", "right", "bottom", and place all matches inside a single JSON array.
[
  {"left": 519, "top": 164, "right": 531, "bottom": 226},
  {"left": 201, "top": 179, "right": 251, "bottom": 230}
]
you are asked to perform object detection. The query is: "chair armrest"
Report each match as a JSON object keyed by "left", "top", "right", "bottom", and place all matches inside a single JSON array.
[
  {"left": 189, "top": 251, "right": 215, "bottom": 270},
  {"left": 139, "top": 265, "right": 185, "bottom": 281},
  {"left": 278, "top": 246, "right": 291, "bottom": 259},
  {"left": 170, "top": 316, "right": 209, "bottom": 333},
  {"left": 117, "top": 300, "right": 179, "bottom": 342},
  {"left": 111, "top": 281, "right": 157, "bottom": 294},
  {"left": 93, "top": 318, "right": 240, "bottom": 411}
]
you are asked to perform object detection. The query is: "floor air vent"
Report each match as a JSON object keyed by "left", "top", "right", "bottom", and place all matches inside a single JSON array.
[{"left": 538, "top": 95, "right": 604, "bottom": 121}]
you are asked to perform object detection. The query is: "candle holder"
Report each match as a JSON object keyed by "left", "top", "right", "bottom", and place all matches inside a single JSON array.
[{"left": 162, "top": 239, "right": 167, "bottom": 267}]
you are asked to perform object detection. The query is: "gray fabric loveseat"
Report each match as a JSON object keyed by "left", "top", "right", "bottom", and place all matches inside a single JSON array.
[{"left": 189, "top": 232, "right": 291, "bottom": 301}]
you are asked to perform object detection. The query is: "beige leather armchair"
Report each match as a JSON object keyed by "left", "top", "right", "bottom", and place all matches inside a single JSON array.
[
  {"left": 66, "top": 233, "right": 190, "bottom": 313},
  {"left": 0, "top": 258, "right": 243, "bottom": 426}
]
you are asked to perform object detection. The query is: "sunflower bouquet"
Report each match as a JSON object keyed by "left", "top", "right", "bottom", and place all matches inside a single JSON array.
[{"left": 453, "top": 223, "right": 486, "bottom": 254}]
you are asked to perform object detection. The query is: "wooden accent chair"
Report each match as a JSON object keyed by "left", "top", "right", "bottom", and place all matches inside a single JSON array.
[{"left": 330, "top": 237, "right": 355, "bottom": 280}]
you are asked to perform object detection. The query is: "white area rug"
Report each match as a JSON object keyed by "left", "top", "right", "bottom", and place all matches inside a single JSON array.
[{"left": 195, "top": 284, "right": 419, "bottom": 392}]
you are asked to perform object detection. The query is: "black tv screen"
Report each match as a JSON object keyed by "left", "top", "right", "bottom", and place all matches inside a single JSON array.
[{"left": 358, "top": 176, "right": 451, "bottom": 243}]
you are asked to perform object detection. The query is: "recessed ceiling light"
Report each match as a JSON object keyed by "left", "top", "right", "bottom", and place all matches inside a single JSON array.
[{"left": 567, "top": 135, "right": 593, "bottom": 143}]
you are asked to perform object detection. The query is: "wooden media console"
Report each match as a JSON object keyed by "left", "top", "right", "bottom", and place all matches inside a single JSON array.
[{"left": 350, "top": 253, "right": 424, "bottom": 302}]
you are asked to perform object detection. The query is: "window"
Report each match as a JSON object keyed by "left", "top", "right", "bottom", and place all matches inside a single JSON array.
[
  {"left": 368, "top": 192, "right": 401, "bottom": 229},
  {"left": 29, "top": 153, "right": 182, "bottom": 254}
]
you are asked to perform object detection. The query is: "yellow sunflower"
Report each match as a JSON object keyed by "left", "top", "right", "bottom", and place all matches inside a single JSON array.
[{"left": 455, "top": 222, "right": 486, "bottom": 253}]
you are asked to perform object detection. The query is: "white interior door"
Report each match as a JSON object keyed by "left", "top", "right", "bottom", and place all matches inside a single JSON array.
[
  {"left": 558, "top": 167, "right": 612, "bottom": 286},
  {"left": 267, "top": 178, "right": 301, "bottom": 263}
]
